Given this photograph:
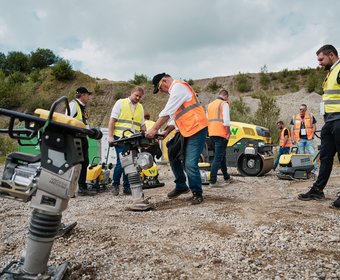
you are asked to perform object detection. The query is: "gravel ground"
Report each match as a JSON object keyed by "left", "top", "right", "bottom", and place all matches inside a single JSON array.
[{"left": 1, "top": 163, "right": 340, "bottom": 280}]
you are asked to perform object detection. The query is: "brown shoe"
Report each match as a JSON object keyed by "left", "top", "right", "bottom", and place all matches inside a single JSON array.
[{"left": 167, "top": 187, "right": 190, "bottom": 199}]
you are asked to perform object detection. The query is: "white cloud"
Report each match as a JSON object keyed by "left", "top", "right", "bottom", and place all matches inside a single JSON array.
[{"left": 0, "top": 0, "right": 339, "bottom": 80}]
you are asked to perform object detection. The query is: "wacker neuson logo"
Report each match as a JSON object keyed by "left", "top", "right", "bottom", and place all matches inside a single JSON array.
[{"left": 49, "top": 178, "right": 67, "bottom": 190}]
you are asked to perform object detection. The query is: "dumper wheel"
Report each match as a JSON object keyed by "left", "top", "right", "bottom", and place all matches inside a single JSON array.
[{"left": 237, "top": 154, "right": 263, "bottom": 176}]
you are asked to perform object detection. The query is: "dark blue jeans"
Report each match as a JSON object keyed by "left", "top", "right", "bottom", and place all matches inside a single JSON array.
[
  {"left": 273, "top": 147, "right": 290, "bottom": 170},
  {"left": 314, "top": 120, "right": 340, "bottom": 191},
  {"left": 112, "top": 135, "right": 130, "bottom": 190},
  {"left": 170, "top": 127, "right": 207, "bottom": 195},
  {"left": 209, "top": 136, "right": 230, "bottom": 184}
]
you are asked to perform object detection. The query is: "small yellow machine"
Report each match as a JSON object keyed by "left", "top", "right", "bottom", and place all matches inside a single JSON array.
[
  {"left": 277, "top": 147, "right": 315, "bottom": 180},
  {"left": 140, "top": 163, "right": 165, "bottom": 189},
  {"left": 86, "top": 155, "right": 113, "bottom": 192}
]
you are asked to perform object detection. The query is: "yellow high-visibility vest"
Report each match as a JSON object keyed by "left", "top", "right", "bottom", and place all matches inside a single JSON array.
[
  {"left": 322, "top": 62, "right": 340, "bottom": 113},
  {"left": 113, "top": 98, "right": 143, "bottom": 137}
]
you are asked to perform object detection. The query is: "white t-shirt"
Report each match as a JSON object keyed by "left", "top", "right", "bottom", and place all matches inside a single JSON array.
[
  {"left": 110, "top": 98, "right": 145, "bottom": 125},
  {"left": 159, "top": 81, "right": 193, "bottom": 125}
]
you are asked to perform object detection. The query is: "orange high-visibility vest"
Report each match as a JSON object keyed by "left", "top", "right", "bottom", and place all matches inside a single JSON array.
[
  {"left": 292, "top": 113, "right": 314, "bottom": 141},
  {"left": 207, "top": 99, "right": 229, "bottom": 139},
  {"left": 279, "top": 127, "right": 292, "bottom": 147},
  {"left": 173, "top": 81, "right": 208, "bottom": 137}
]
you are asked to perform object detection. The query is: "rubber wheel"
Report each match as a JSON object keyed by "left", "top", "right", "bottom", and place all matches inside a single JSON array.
[{"left": 238, "top": 154, "right": 263, "bottom": 176}]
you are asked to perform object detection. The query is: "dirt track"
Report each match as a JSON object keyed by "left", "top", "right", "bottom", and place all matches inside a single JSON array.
[{"left": 1, "top": 164, "right": 340, "bottom": 280}]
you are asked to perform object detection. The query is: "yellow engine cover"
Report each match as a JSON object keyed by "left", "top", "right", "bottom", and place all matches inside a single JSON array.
[
  {"left": 141, "top": 163, "right": 158, "bottom": 177},
  {"left": 86, "top": 165, "right": 102, "bottom": 181},
  {"left": 34, "top": 108, "right": 86, "bottom": 128},
  {"left": 279, "top": 154, "right": 292, "bottom": 165}
]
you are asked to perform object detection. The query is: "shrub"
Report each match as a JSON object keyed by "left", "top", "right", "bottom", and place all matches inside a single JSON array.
[
  {"left": 51, "top": 59, "right": 74, "bottom": 81},
  {"left": 235, "top": 73, "right": 252, "bottom": 92},
  {"left": 254, "top": 94, "right": 280, "bottom": 141},
  {"left": 230, "top": 97, "right": 253, "bottom": 123},
  {"left": 185, "top": 79, "right": 194, "bottom": 86},
  {"left": 205, "top": 80, "right": 220, "bottom": 92},
  {"left": 9, "top": 71, "right": 27, "bottom": 83},
  {"left": 129, "top": 73, "right": 149, "bottom": 85},
  {"left": 259, "top": 65, "right": 270, "bottom": 90},
  {"left": 0, "top": 134, "right": 16, "bottom": 161}
]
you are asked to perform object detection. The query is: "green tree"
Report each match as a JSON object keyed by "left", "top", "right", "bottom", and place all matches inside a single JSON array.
[
  {"left": 30, "top": 48, "right": 58, "bottom": 69},
  {"left": 51, "top": 59, "right": 74, "bottom": 81},
  {"left": 129, "top": 73, "right": 149, "bottom": 85},
  {"left": 259, "top": 65, "right": 270, "bottom": 90},
  {"left": 254, "top": 94, "right": 280, "bottom": 141},
  {"left": 5, "top": 51, "right": 30, "bottom": 73},
  {"left": 0, "top": 52, "right": 6, "bottom": 70}
]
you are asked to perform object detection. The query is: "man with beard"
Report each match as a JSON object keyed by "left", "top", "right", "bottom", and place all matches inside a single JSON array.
[{"left": 298, "top": 44, "right": 340, "bottom": 208}]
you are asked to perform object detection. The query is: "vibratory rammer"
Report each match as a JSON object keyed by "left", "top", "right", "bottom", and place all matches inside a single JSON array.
[{"left": 0, "top": 96, "right": 102, "bottom": 280}]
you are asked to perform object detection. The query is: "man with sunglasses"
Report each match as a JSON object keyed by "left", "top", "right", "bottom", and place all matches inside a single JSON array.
[
  {"left": 290, "top": 104, "right": 317, "bottom": 172},
  {"left": 146, "top": 73, "right": 208, "bottom": 205},
  {"left": 298, "top": 44, "right": 340, "bottom": 208}
]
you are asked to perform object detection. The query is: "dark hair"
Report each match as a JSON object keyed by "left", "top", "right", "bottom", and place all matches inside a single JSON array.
[
  {"left": 219, "top": 89, "right": 229, "bottom": 96},
  {"left": 277, "top": 121, "right": 284, "bottom": 125},
  {"left": 316, "top": 44, "right": 338, "bottom": 57},
  {"left": 144, "top": 112, "right": 151, "bottom": 120}
]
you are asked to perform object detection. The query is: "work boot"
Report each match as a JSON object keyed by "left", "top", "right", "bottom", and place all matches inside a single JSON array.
[
  {"left": 191, "top": 192, "right": 203, "bottom": 205},
  {"left": 78, "top": 185, "right": 96, "bottom": 196},
  {"left": 209, "top": 182, "right": 224, "bottom": 188},
  {"left": 298, "top": 186, "right": 325, "bottom": 201},
  {"left": 112, "top": 184, "right": 119, "bottom": 196},
  {"left": 167, "top": 187, "right": 190, "bottom": 199},
  {"left": 123, "top": 188, "right": 132, "bottom": 195},
  {"left": 224, "top": 177, "right": 234, "bottom": 184},
  {"left": 330, "top": 194, "right": 340, "bottom": 209}
]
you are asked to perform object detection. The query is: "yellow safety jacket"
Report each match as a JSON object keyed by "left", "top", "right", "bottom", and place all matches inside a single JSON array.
[
  {"left": 113, "top": 98, "right": 143, "bottom": 137},
  {"left": 292, "top": 113, "right": 314, "bottom": 141},
  {"left": 145, "top": 120, "right": 155, "bottom": 131},
  {"left": 207, "top": 99, "right": 229, "bottom": 139},
  {"left": 279, "top": 127, "right": 292, "bottom": 148},
  {"left": 73, "top": 99, "right": 88, "bottom": 125},
  {"left": 173, "top": 81, "right": 208, "bottom": 137},
  {"left": 322, "top": 61, "right": 340, "bottom": 113}
]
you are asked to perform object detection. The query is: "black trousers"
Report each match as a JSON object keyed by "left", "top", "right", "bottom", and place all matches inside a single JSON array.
[
  {"left": 78, "top": 137, "right": 89, "bottom": 188},
  {"left": 314, "top": 119, "right": 340, "bottom": 191}
]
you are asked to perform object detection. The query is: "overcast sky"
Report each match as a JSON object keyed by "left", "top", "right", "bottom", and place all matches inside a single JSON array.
[{"left": 0, "top": 0, "right": 339, "bottom": 81}]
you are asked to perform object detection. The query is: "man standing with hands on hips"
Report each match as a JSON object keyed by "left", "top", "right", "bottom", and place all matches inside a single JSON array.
[
  {"left": 298, "top": 44, "right": 340, "bottom": 208},
  {"left": 145, "top": 73, "right": 208, "bottom": 205}
]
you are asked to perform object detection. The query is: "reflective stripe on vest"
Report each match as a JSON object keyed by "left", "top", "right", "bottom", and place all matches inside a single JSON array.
[
  {"left": 292, "top": 113, "right": 314, "bottom": 141},
  {"left": 322, "top": 62, "right": 340, "bottom": 113},
  {"left": 279, "top": 128, "right": 292, "bottom": 147},
  {"left": 173, "top": 81, "right": 208, "bottom": 137},
  {"left": 113, "top": 98, "right": 143, "bottom": 137},
  {"left": 207, "top": 99, "right": 229, "bottom": 139},
  {"left": 73, "top": 100, "right": 88, "bottom": 125}
]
